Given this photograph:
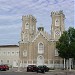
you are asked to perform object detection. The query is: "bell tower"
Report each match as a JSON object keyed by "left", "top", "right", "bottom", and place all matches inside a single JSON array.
[
  {"left": 21, "top": 15, "right": 37, "bottom": 42},
  {"left": 51, "top": 10, "right": 65, "bottom": 41}
]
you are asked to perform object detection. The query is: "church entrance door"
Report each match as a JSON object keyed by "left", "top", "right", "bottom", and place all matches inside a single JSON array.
[{"left": 37, "top": 55, "right": 44, "bottom": 66}]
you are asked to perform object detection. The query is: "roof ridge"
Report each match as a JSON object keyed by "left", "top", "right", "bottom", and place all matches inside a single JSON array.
[{"left": 0, "top": 45, "right": 19, "bottom": 47}]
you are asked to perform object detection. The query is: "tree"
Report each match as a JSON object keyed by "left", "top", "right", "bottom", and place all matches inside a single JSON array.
[{"left": 56, "top": 27, "right": 75, "bottom": 70}]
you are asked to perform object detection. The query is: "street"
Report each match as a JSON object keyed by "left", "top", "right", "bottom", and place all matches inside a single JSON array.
[{"left": 0, "top": 70, "right": 75, "bottom": 75}]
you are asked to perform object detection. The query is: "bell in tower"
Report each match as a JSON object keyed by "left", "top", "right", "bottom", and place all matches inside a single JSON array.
[{"left": 38, "top": 27, "right": 44, "bottom": 31}]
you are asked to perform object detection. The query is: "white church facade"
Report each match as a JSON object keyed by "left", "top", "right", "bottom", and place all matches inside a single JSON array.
[{"left": 19, "top": 10, "right": 65, "bottom": 68}]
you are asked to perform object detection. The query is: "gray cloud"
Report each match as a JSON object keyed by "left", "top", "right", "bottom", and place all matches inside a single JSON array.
[{"left": 0, "top": 0, "right": 74, "bottom": 44}]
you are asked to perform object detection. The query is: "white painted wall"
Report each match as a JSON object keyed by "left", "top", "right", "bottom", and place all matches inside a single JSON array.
[{"left": 0, "top": 46, "right": 19, "bottom": 67}]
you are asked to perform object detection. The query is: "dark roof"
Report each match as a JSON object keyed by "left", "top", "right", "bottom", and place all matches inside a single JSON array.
[{"left": 0, "top": 45, "right": 19, "bottom": 47}]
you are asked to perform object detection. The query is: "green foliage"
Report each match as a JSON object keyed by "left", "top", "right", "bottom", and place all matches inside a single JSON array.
[{"left": 56, "top": 27, "right": 75, "bottom": 59}]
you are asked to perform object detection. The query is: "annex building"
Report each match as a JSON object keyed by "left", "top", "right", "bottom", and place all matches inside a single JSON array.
[{"left": 0, "top": 10, "right": 65, "bottom": 68}]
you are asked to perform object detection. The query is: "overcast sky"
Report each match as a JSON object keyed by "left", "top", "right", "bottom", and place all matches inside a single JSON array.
[{"left": 0, "top": 0, "right": 74, "bottom": 45}]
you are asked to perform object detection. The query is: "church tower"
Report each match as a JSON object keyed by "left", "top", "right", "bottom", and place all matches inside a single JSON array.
[
  {"left": 19, "top": 15, "right": 37, "bottom": 67},
  {"left": 21, "top": 15, "right": 37, "bottom": 42},
  {"left": 51, "top": 10, "right": 65, "bottom": 41}
]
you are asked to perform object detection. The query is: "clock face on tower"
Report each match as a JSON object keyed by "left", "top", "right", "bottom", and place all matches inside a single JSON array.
[
  {"left": 55, "top": 30, "right": 60, "bottom": 35},
  {"left": 55, "top": 29, "right": 60, "bottom": 35}
]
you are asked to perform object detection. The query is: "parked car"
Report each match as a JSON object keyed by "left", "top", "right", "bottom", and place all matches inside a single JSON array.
[
  {"left": 36, "top": 65, "right": 45, "bottom": 73},
  {"left": 0, "top": 65, "right": 9, "bottom": 71},
  {"left": 4, "top": 65, "right": 9, "bottom": 70},
  {"left": 27, "top": 65, "right": 37, "bottom": 72},
  {"left": 43, "top": 65, "right": 49, "bottom": 72},
  {"left": 36, "top": 65, "right": 49, "bottom": 73}
]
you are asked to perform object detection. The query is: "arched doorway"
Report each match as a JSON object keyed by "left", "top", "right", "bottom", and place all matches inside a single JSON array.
[{"left": 37, "top": 55, "right": 44, "bottom": 66}]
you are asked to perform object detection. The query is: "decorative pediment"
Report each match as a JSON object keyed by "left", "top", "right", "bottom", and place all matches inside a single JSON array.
[{"left": 32, "top": 31, "right": 49, "bottom": 42}]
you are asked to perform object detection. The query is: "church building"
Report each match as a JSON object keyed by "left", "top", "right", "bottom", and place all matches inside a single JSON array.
[{"left": 19, "top": 10, "right": 65, "bottom": 68}]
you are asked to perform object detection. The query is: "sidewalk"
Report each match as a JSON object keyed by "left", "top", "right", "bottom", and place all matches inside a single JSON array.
[
  {"left": 8, "top": 67, "right": 27, "bottom": 72},
  {"left": 49, "top": 69, "right": 75, "bottom": 74}
]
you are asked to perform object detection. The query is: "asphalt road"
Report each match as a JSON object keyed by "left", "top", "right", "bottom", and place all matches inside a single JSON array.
[
  {"left": 0, "top": 68, "right": 75, "bottom": 75},
  {"left": 0, "top": 71, "right": 75, "bottom": 75}
]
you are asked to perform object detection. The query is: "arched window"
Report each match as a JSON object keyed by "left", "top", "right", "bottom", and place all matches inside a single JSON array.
[
  {"left": 25, "top": 22, "right": 29, "bottom": 29},
  {"left": 23, "top": 50, "right": 27, "bottom": 57},
  {"left": 55, "top": 18, "right": 60, "bottom": 26},
  {"left": 55, "top": 49, "right": 59, "bottom": 56},
  {"left": 38, "top": 42, "right": 44, "bottom": 54}
]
